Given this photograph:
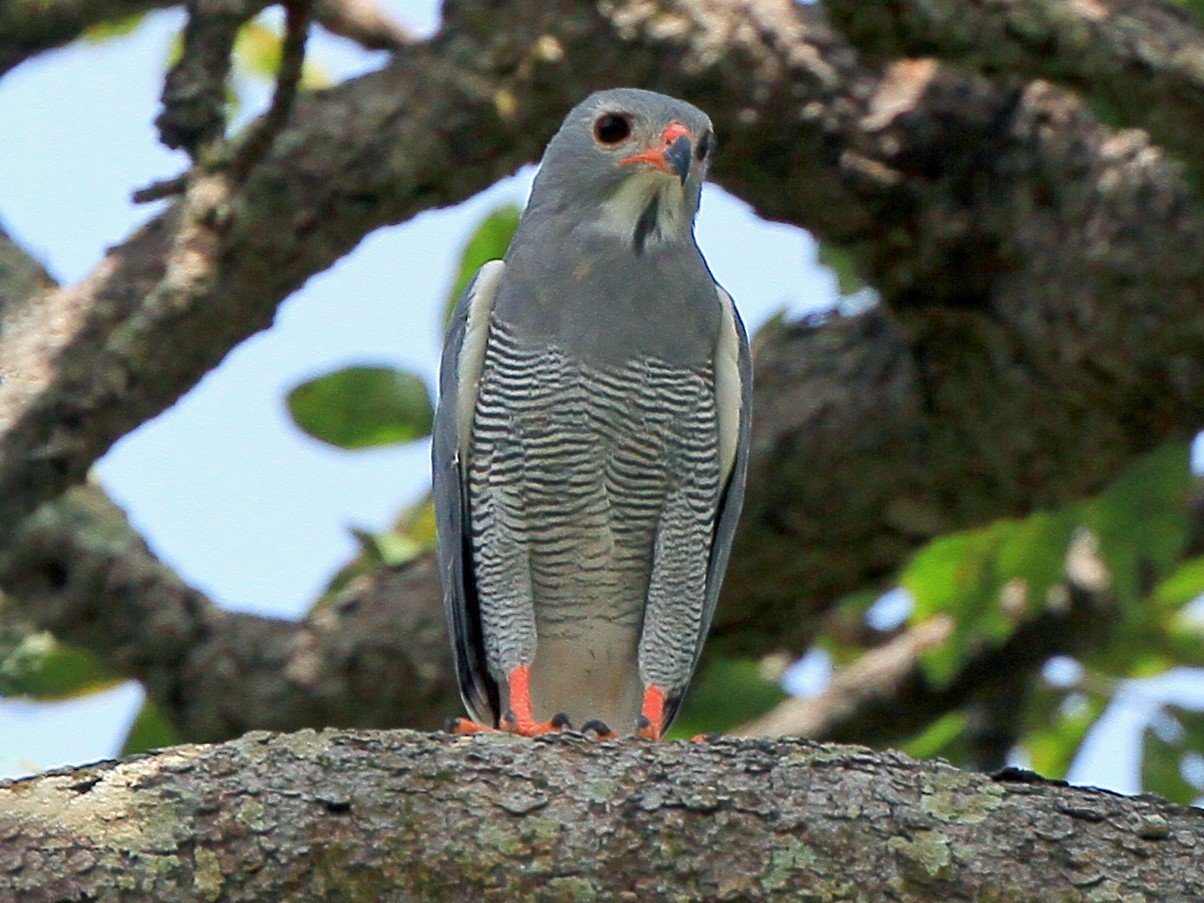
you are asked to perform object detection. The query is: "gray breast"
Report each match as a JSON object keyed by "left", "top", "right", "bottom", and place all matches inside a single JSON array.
[{"left": 469, "top": 316, "right": 718, "bottom": 639}]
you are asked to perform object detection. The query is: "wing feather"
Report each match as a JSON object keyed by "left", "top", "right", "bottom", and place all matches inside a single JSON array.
[
  {"left": 663, "top": 284, "right": 752, "bottom": 729},
  {"left": 432, "top": 260, "right": 505, "bottom": 725}
]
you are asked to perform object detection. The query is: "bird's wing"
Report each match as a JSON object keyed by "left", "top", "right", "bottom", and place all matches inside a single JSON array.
[
  {"left": 432, "top": 260, "right": 506, "bottom": 726},
  {"left": 664, "top": 284, "right": 753, "bottom": 729}
]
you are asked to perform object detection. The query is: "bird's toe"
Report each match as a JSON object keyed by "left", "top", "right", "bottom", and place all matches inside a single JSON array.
[
  {"left": 580, "top": 719, "right": 619, "bottom": 740},
  {"left": 445, "top": 716, "right": 495, "bottom": 735}
]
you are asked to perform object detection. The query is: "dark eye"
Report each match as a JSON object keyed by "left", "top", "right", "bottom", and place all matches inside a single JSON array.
[
  {"left": 695, "top": 131, "right": 713, "bottom": 161},
  {"left": 594, "top": 113, "right": 632, "bottom": 145}
]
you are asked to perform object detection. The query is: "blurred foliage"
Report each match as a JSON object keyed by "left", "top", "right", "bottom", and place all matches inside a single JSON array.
[
  {"left": 1143, "top": 704, "right": 1204, "bottom": 804},
  {"left": 669, "top": 657, "right": 787, "bottom": 739},
  {"left": 816, "top": 241, "right": 867, "bottom": 297},
  {"left": 121, "top": 697, "right": 180, "bottom": 756},
  {"left": 905, "top": 443, "right": 1189, "bottom": 687},
  {"left": 0, "top": 628, "right": 122, "bottom": 701},
  {"left": 443, "top": 204, "right": 522, "bottom": 328},
  {"left": 233, "top": 18, "right": 331, "bottom": 90},
  {"left": 850, "top": 442, "right": 1204, "bottom": 802},
  {"left": 1172, "top": 0, "right": 1204, "bottom": 30},
  {"left": 83, "top": 14, "right": 147, "bottom": 43},
  {"left": 287, "top": 365, "right": 434, "bottom": 449}
]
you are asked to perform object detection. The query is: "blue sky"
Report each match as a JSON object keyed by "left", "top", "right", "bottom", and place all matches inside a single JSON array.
[{"left": 0, "top": 0, "right": 1195, "bottom": 795}]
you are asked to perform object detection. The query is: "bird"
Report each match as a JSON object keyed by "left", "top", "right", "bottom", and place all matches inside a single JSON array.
[{"left": 432, "top": 88, "right": 751, "bottom": 740}]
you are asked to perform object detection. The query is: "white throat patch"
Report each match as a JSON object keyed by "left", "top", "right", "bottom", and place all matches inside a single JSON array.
[{"left": 595, "top": 170, "right": 688, "bottom": 252}]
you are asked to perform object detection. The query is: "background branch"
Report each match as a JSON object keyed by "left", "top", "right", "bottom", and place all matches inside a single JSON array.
[
  {"left": 0, "top": 0, "right": 409, "bottom": 79},
  {"left": 0, "top": 485, "right": 456, "bottom": 740},
  {"left": 824, "top": 0, "right": 1204, "bottom": 184},
  {"left": 737, "top": 530, "right": 1116, "bottom": 747},
  {"left": 0, "top": 0, "right": 173, "bottom": 77}
]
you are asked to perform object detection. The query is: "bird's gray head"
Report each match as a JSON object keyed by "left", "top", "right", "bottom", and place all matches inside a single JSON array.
[{"left": 523, "top": 88, "right": 715, "bottom": 254}]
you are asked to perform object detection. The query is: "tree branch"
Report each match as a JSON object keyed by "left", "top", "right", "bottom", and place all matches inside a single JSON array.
[
  {"left": 0, "top": 485, "right": 457, "bottom": 740},
  {"left": 313, "top": 0, "right": 412, "bottom": 50},
  {"left": 0, "top": 0, "right": 174, "bottom": 77},
  {"left": 1, "top": 730, "right": 1201, "bottom": 900},
  {"left": 823, "top": 0, "right": 1204, "bottom": 184},
  {"left": 0, "top": 0, "right": 410, "bottom": 79}
]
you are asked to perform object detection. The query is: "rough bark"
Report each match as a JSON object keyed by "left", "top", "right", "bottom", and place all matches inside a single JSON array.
[
  {"left": 0, "top": 0, "right": 172, "bottom": 76},
  {"left": 2, "top": 0, "right": 1204, "bottom": 741},
  {"left": 824, "top": 0, "right": 1204, "bottom": 184},
  {"left": 1, "top": 730, "right": 1201, "bottom": 901},
  {"left": 0, "top": 0, "right": 406, "bottom": 77},
  {"left": 0, "top": 485, "right": 457, "bottom": 740}
]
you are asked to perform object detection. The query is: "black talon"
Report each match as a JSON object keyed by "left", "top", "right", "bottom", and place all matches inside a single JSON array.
[
  {"left": 635, "top": 715, "right": 652, "bottom": 730},
  {"left": 551, "top": 712, "right": 573, "bottom": 730},
  {"left": 501, "top": 709, "right": 518, "bottom": 727},
  {"left": 581, "top": 719, "right": 612, "bottom": 738},
  {"left": 444, "top": 717, "right": 462, "bottom": 733}
]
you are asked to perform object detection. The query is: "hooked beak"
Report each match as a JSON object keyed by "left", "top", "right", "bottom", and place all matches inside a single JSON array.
[{"left": 619, "top": 122, "right": 693, "bottom": 185}]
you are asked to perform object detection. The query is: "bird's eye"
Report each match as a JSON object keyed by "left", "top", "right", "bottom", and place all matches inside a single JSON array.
[
  {"left": 594, "top": 113, "right": 632, "bottom": 145},
  {"left": 695, "top": 131, "right": 713, "bottom": 161}
]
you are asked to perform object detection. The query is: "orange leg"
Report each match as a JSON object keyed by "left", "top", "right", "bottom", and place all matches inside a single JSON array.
[
  {"left": 637, "top": 685, "right": 667, "bottom": 740},
  {"left": 500, "top": 665, "right": 568, "bottom": 736},
  {"left": 446, "top": 665, "right": 569, "bottom": 736}
]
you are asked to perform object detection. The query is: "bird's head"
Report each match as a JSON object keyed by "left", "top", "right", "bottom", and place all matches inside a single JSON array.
[{"left": 525, "top": 88, "right": 715, "bottom": 254}]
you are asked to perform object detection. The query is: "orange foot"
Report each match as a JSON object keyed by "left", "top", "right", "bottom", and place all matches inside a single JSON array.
[
  {"left": 500, "top": 709, "right": 571, "bottom": 736},
  {"left": 445, "top": 664, "right": 572, "bottom": 737},
  {"left": 445, "top": 712, "right": 571, "bottom": 736},
  {"left": 445, "top": 716, "right": 494, "bottom": 735}
]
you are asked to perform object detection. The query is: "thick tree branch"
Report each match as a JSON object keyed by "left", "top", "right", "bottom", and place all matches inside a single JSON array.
[
  {"left": 313, "top": 0, "right": 412, "bottom": 50},
  {"left": 824, "top": 0, "right": 1204, "bottom": 183},
  {"left": 0, "top": 0, "right": 409, "bottom": 78},
  {"left": 0, "top": 225, "right": 54, "bottom": 320},
  {"left": 0, "top": 485, "right": 456, "bottom": 740},
  {"left": 0, "top": 0, "right": 173, "bottom": 77},
  {"left": 2, "top": 731, "right": 1202, "bottom": 900}
]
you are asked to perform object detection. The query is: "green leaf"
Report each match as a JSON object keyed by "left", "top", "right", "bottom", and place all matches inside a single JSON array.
[
  {"left": 315, "top": 495, "right": 438, "bottom": 604},
  {"left": 900, "top": 443, "right": 1190, "bottom": 687},
  {"left": 442, "top": 205, "right": 521, "bottom": 328},
  {"left": 900, "top": 711, "right": 968, "bottom": 761},
  {"left": 902, "top": 514, "right": 1074, "bottom": 685},
  {"left": 392, "top": 494, "right": 438, "bottom": 551},
  {"left": 234, "top": 19, "right": 332, "bottom": 89},
  {"left": 84, "top": 13, "right": 146, "bottom": 42},
  {"left": 816, "top": 242, "right": 867, "bottom": 296},
  {"left": 1170, "top": 0, "right": 1204, "bottom": 30},
  {"left": 350, "top": 527, "right": 423, "bottom": 568},
  {"left": 1152, "top": 556, "right": 1204, "bottom": 613},
  {"left": 667, "top": 657, "right": 787, "bottom": 738},
  {"left": 0, "top": 631, "right": 122, "bottom": 701},
  {"left": 287, "top": 365, "right": 434, "bottom": 449},
  {"left": 120, "top": 698, "right": 180, "bottom": 756},
  {"left": 1080, "top": 443, "right": 1190, "bottom": 612}
]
